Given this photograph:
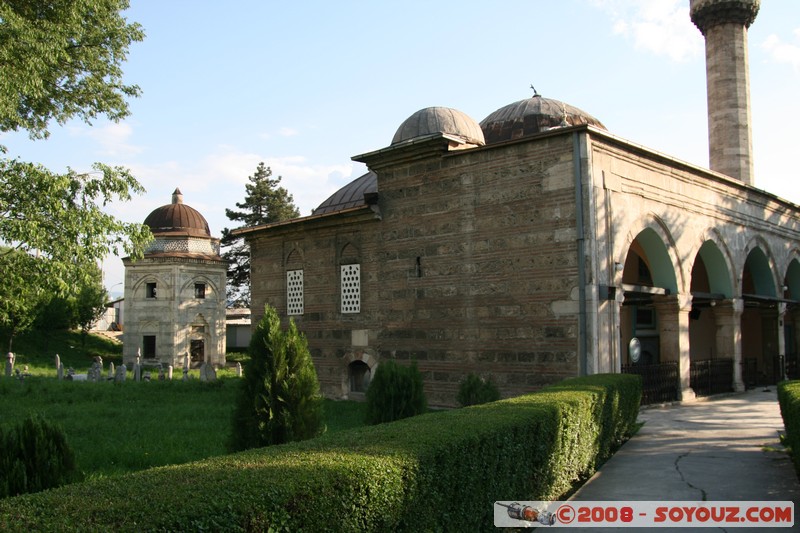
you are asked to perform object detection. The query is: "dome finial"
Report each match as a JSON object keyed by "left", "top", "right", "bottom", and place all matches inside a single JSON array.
[
  {"left": 559, "top": 102, "right": 569, "bottom": 128},
  {"left": 172, "top": 188, "right": 183, "bottom": 205},
  {"left": 530, "top": 84, "right": 540, "bottom": 98}
]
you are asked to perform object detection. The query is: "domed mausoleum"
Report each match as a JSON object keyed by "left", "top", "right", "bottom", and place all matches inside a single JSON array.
[{"left": 122, "top": 188, "right": 227, "bottom": 371}]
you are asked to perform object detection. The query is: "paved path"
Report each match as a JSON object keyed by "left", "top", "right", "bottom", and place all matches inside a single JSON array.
[{"left": 562, "top": 388, "right": 800, "bottom": 532}]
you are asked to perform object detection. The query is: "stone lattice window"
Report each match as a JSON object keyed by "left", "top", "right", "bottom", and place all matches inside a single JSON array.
[
  {"left": 194, "top": 283, "right": 206, "bottom": 299},
  {"left": 287, "top": 269, "right": 304, "bottom": 315},
  {"left": 340, "top": 264, "right": 361, "bottom": 314}
]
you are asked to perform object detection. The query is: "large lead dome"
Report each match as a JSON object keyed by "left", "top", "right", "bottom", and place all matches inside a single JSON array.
[
  {"left": 480, "top": 94, "right": 605, "bottom": 144},
  {"left": 392, "top": 106, "right": 485, "bottom": 146},
  {"left": 143, "top": 188, "right": 211, "bottom": 238}
]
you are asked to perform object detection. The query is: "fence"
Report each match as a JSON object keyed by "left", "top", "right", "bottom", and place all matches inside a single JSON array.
[
  {"left": 622, "top": 361, "right": 679, "bottom": 404},
  {"left": 690, "top": 358, "right": 734, "bottom": 397}
]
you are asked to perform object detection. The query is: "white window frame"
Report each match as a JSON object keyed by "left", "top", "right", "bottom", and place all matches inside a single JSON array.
[
  {"left": 340, "top": 264, "right": 361, "bottom": 314},
  {"left": 287, "top": 269, "right": 304, "bottom": 316}
]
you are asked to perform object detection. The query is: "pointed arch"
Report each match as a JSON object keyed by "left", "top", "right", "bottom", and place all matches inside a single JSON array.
[
  {"left": 785, "top": 259, "right": 800, "bottom": 301},
  {"left": 692, "top": 234, "right": 735, "bottom": 298},
  {"left": 340, "top": 242, "right": 360, "bottom": 264},
  {"left": 619, "top": 216, "right": 681, "bottom": 293},
  {"left": 784, "top": 250, "right": 800, "bottom": 301},
  {"left": 286, "top": 247, "right": 304, "bottom": 267},
  {"left": 742, "top": 237, "right": 779, "bottom": 298},
  {"left": 180, "top": 275, "right": 221, "bottom": 299},
  {"left": 132, "top": 274, "right": 168, "bottom": 299}
]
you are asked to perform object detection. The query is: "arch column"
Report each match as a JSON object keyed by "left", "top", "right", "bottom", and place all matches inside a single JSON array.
[
  {"left": 653, "top": 293, "right": 695, "bottom": 401},
  {"left": 778, "top": 302, "right": 788, "bottom": 381},
  {"left": 714, "top": 298, "right": 744, "bottom": 391}
]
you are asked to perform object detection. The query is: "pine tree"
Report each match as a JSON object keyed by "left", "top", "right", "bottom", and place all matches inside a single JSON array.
[
  {"left": 228, "top": 304, "right": 324, "bottom": 451},
  {"left": 221, "top": 163, "right": 300, "bottom": 306}
]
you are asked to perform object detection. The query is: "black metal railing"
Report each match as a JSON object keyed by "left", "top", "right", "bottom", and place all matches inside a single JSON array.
[
  {"left": 788, "top": 357, "right": 799, "bottom": 380},
  {"left": 690, "top": 358, "right": 734, "bottom": 397},
  {"left": 622, "top": 362, "right": 679, "bottom": 404},
  {"left": 742, "top": 358, "right": 758, "bottom": 388}
]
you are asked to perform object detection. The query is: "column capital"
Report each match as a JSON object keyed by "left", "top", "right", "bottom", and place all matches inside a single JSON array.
[
  {"left": 713, "top": 297, "right": 744, "bottom": 315},
  {"left": 652, "top": 293, "right": 693, "bottom": 312}
]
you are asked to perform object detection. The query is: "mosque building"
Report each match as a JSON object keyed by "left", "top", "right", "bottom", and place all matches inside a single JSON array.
[
  {"left": 235, "top": 0, "right": 800, "bottom": 406},
  {"left": 122, "top": 188, "right": 227, "bottom": 370}
]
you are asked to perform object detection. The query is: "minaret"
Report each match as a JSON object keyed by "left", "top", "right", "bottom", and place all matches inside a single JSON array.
[{"left": 690, "top": 0, "right": 759, "bottom": 185}]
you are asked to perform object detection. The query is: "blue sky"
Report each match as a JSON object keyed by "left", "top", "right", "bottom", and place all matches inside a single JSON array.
[{"left": 3, "top": 0, "right": 799, "bottom": 295}]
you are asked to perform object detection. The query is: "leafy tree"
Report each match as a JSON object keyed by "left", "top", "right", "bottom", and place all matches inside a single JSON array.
[
  {"left": 221, "top": 163, "right": 300, "bottom": 306},
  {"left": 0, "top": 249, "right": 50, "bottom": 352},
  {"left": 73, "top": 265, "right": 109, "bottom": 346},
  {"left": 0, "top": 0, "right": 151, "bottom": 345},
  {"left": 228, "top": 304, "right": 324, "bottom": 451},
  {"left": 0, "top": 0, "right": 144, "bottom": 139}
]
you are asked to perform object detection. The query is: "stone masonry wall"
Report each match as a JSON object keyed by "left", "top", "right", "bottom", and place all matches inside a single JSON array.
[{"left": 249, "top": 133, "right": 583, "bottom": 406}]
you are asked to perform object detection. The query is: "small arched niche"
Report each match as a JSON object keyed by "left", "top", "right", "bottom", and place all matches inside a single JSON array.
[{"left": 348, "top": 360, "right": 371, "bottom": 393}]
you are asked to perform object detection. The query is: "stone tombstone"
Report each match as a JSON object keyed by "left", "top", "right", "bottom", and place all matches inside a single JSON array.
[
  {"left": 115, "top": 364, "right": 127, "bottom": 383},
  {"left": 143, "top": 371, "right": 151, "bottom": 382},
  {"left": 133, "top": 361, "right": 141, "bottom": 382},
  {"left": 108, "top": 362, "right": 115, "bottom": 380},
  {"left": 90, "top": 356, "right": 104, "bottom": 382},
  {"left": 56, "top": 354, "right": 63, "bottom": 380},
  {"left": 158, "top": 367, "right": 165, "bottom": 381},
  {"left": 199, "top": 363, "right": 217, "bottom": 382},
  {"left": 5, "top": 352, "right": 14, "bottom": 378},
  {"left": 235, "top": 362, "right": 242, "bottom": 377},
  {"left": 167, "top": 365, "right": 173, "bottom": 380}
]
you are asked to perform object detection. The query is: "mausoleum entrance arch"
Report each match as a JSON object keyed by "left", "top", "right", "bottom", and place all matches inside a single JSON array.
[{"left": 189, "top": 314, "right": 209, "bottom": 366}]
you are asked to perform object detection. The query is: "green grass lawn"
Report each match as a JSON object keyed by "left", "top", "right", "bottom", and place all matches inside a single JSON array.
[{"left": 0, "top": 329, "right": 366, "bottom": 481}]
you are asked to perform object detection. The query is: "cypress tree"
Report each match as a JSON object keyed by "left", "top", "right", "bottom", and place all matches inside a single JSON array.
[{"left": 228, "top": 305, "right": 323, "bottom": 451}]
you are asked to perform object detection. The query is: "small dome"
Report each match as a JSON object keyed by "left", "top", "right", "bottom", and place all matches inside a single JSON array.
[
  {"left": 391, "top": 107, "right": 485, "bottom": 146},
  {"left": 313, "top": 171, "right": 377, "bottom": 216},
  {"left": 143, "top": 188, "right": 211, "bottom": 238},
  {"left": 480, "top": 95, "right": 605, "bottom": 144}
]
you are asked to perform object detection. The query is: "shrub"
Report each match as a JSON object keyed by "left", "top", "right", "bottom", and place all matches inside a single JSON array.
[
  {"left": 0, "top": 414, "right": 81, "bottom": 497},
  {"left": 228, "top": 305, "right": 324, "bottom": 451},
  {"left": 457, "top": 372, "right": 501, "bottom": 407},
  {"left": 0, "top": 374, "right": 641, "bottom": 532},
  {"left": 778, "top": 380, "right": 800, "bottom": 475},
  {"left": 365, "top": 360, "right": 427, "bottom": 424}
]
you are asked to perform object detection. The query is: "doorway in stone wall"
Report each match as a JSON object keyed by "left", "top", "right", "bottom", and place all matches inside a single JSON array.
[
  {"left": 190, "top": 339, "right": 205, "bottom": 363},
  {"left": 349, "top": 360, "right": 371, "bottom": 394}
]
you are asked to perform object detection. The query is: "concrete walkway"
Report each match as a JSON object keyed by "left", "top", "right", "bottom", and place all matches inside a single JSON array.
[{"left": 563, "top": 388, "right": 799, "bottom": 531}]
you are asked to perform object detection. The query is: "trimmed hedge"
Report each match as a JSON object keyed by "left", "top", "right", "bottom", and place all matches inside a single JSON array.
[
  {"left": 778, "top": 380, "right": 800, "bottom": 475},
  {"left": 0, "top": 374, "right": 641, "bottom": 532}
]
